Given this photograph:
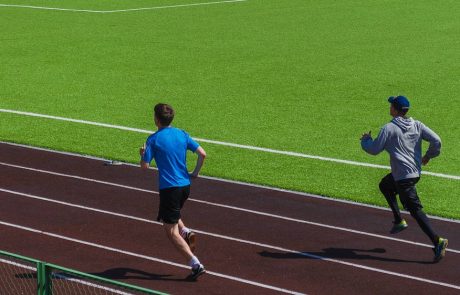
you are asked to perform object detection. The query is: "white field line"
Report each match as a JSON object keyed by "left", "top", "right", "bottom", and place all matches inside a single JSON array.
[
  {"left": 0, "top": 162, "right": 155, "bottom": 194},
  {"left": 3, "top": 141, "right": 460, "bottom": 224},
  {"left": 0, "top": 258, "right": 36, "bottom": 271},
  {"left": 0, "top": 0, "right": 247, "bottom": 13},
  {"left": 1, "top": 162, "right": 459, "bottom": 253},
  {"left": 0, "top": 221, "right": 305, "bottom": 295},
  {"left": 0, "top": 215, "right": 459, "bottom": 291},
  {"left": 1, "top": 109, "right": 459, "bottom": 181}
]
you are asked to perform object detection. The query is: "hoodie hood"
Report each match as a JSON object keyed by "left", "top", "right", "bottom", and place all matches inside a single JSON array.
[{"left": 391, "top": 116, "right": 415, "bottom": 132}]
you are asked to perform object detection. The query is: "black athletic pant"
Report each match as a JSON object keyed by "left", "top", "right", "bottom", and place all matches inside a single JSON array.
[{"left": 379, "top": 173, "right": 439, "bottom": 246}]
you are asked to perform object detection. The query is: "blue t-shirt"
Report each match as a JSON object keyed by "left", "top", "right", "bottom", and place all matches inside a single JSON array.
[{"left": 142, "top": 127, "right": 200, "bottom": 190}]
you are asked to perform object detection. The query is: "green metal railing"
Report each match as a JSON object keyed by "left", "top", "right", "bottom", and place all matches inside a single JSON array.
[{"left": 0, "top": 250, "right": 168, "bottom": 295}]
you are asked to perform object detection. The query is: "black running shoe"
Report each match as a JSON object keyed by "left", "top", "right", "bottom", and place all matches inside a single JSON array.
[
  {"left": 189, "top": 264, "right": 206, "bottom": 280},
  {"left": 184, "top": 231, "right": 196, "bottom": 252}
]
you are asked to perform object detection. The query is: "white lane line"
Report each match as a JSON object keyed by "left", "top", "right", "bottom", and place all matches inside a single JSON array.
[
  {"left": 1, "top": 186, "right": 459, "bottom": 262},
  {"left": 3, "top": 140, "right": 460, "bottom": 224},
  {"left": 0, "top": 211, "right": 459, "bottom": 291},
  {"left": 1, "top": 186, "right": 460, "bottom": 258},
  {"left": 191, "top": 198, "right": 460, "bottom": 254},
  {"left": 2, "top": 187, "right": 458, "bottom": 258},
  {"left": 1, "top": 108, "right": 459, "bottom": 180},
  {"left": 0, "top": 258, "right": 36, "bottom": 271},
  {"left": 0, "top": 162, "right": 155, "bottom": 194},
  {"left": 0, "top": 0, "right": 247, "bottom": 13},
  {"left": 1, "top": 162, "right": 459, "bottom": 253},
  {"left": 0, "top": 220, "right": 305, "bottom": 295}
]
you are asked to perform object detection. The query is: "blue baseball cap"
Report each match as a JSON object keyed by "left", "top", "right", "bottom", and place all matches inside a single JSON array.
[{"left": 388, "top": 95, "right": 410, "bottom": 111}]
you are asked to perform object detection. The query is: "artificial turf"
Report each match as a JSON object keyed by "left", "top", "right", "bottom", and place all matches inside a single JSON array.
[{"left": 1, "top": 0, "right": 459, "bottom": 219}]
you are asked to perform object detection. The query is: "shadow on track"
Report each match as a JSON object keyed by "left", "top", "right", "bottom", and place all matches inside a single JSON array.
[
  {"left": 90, "top": 267, "right": 194, "bottom": 282},
  {"left": 259, "top": 248, "right": 435, "bottom": 264},
  {"left": 14, "top": 267, "right": 198, "bottom": 282}
]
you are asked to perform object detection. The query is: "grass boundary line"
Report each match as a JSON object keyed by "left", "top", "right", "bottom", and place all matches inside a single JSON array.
[
  {"left": 0, "top": 0, "right": 247, "bottom": 13},
  {"left": 1, "top": 108, "right": 459, "bottom": 180}
]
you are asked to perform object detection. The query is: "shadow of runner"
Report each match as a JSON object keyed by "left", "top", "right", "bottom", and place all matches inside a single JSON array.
[
  {"left": 15, "top": 267, "right": 199, "bottom": 282},
  {"left": 90, "top": 267, "right": 194, "bottom": 282},
  {"left": 259, "top": 248, "right": 435, "bottom": 264},
  {"left": 14, "top": 269, "right": 174, "bottom": 281}
]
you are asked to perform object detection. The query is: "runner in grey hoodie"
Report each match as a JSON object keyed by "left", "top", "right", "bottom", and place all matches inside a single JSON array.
[{"left": 361, "top": 95, "right": 448, "bottom": 262}]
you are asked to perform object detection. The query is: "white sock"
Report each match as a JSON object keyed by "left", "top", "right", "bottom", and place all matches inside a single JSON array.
[
  {"left": 180, "top": 227, "right": 191, "bottom": 238},
  {"left": 189, "top": 256, "right": 201, "bottom": 269}
]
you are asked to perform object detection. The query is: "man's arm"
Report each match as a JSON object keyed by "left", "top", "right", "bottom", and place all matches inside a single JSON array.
[
  {"left": 139, "top": 144, "right": 150, "bottom": 170},
  {"left": 190, "top": 146, "right": 206, "bottom": 179},
  {"left": 361, "top": 127, "right": 387, "bottom": 155},
  {"left": 421, "top": 123, "right": 441, "bottom": 165}
]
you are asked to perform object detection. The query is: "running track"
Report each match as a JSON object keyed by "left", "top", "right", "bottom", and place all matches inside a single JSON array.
[{"left": 0, "top": 142, "right": 459, "bottom": 294}]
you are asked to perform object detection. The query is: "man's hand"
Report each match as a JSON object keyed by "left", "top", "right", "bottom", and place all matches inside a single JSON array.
[
  {"left": 139, "top": 143, "right": 149, "bottom": 169},
  {"left": 422, "top": 155, "right": 430, "bottom": 166},
  {"left": 361, "top": 130, "right": 372, "bottom": 140},
  {"left": 189, "top": 146, "right": 206, "bottom": 180},
  {"left": 139, "top": 143, "right": 146, "bottom": 157},
  {"left": 189, "top": 172, "right": 198, "bottom": 180}
]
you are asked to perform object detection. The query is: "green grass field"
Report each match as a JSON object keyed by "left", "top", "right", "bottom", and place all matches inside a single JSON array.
[{"left": 1, "top": 0, "right": 459, "bottom": 219}]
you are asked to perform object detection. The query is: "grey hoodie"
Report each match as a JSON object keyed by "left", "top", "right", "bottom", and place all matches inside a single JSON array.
[{"left": 361, "top": 116, "right": 441, "bottom": 181}]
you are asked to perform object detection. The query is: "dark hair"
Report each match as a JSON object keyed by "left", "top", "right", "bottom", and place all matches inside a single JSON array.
[
  {"left": 391, "top": 102, "right": 409, "bottom": 116},
  {"left": 154, "top": 103, "right": 175, "bottom": 126}
]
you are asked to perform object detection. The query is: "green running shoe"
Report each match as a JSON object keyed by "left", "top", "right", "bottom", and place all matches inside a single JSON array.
[
  {"left": 434, "top": 238, "right": 448, "bottom": 262},
  {"left": 390, "top": 219, "right": 408, "bottom": 234}
]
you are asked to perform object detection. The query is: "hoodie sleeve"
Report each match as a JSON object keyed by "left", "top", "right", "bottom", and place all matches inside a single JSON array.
[
  {"left": 421, "top": 123, "right": 441, "bottom": 159},
  {"left": 361, "top": 126, "right": 388, "bottom": 155}
]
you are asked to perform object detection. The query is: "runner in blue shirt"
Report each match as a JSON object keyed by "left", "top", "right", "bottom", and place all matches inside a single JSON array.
[{"left": 140, "top": 103, "right": 207, "bottom": 279}]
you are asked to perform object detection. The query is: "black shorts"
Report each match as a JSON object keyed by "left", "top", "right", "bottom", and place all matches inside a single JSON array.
[{"left": 157, "top": 185, "right": 190, "bottom": 224}]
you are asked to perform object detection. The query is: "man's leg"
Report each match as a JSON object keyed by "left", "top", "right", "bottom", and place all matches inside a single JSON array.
[
  {"left": 177, "top": 186, "right": 197, "bottom": 252},
  {"left": 410, "top": 209, "right": 439, "bottom": 244},
  {"left": 398, "top": 179, "right": 448, "bottom": 261},
  {"left": 178, "top": 219, "right": 190, "bottom": 235},
  {"left": 178, "top": 219, "right": 196, "bottom": 252},
  {"left": 163, "top": 223, "right": 200, "bottom": 268},
  {"left": 178, "top": 219, "right": 185, "bottom": 231},
  {"left": 159, "top": 186, "right": 204, "bottom": 275},
  {"left": 163, "top": 222, "right": 194, "bottom": 261},
  {"left": 379, "top": 174, "right": 403, "bottom": 224},
  {"left": 397, "top": 178, "right": 439, "bottom": 245},
  {"left": 163, "top": 222, "right": 205, "bottom": 278}
]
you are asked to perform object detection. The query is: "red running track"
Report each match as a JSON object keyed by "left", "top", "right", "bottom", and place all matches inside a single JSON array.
[{"left": 0, "top": 142, "right": 459, "bottom": 294}]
